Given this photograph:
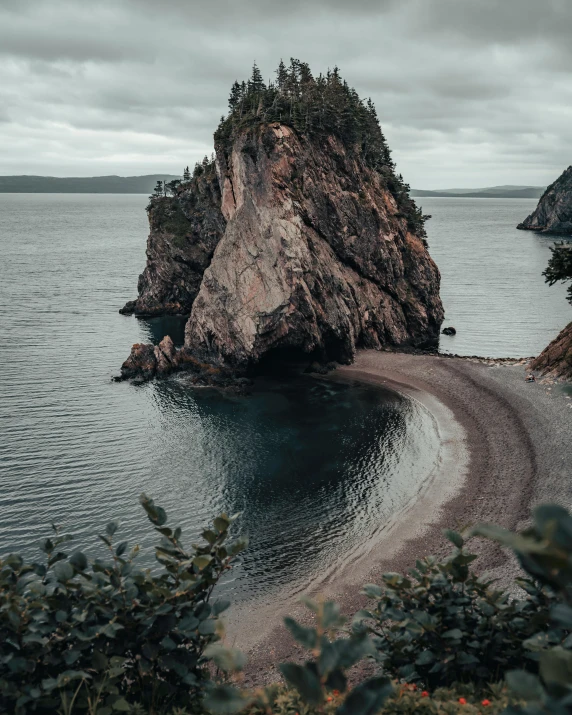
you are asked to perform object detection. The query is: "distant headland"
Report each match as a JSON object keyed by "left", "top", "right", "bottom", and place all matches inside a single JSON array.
[
  {"left": 0, "top": 175, "right": 181, "bottom": 193},
  {"left": 411, "top": 185, "right": 545, "bottom": 199}
]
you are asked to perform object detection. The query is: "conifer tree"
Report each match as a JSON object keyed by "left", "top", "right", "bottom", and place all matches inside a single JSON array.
[
  {"left": 228, "top": 80, "right": 242, "bottom": 111},
  {"left": 249, "top": 62, "right": 265, "bottom": 94},
  {"left": 213, "top": 59, "right": 426, "bottom": 236},
  {"left": 276, "top": 59, "right": 288, "bottom": 89},
  {"left": 183, "top": 166, "right": 190, "bottom": 181},
  {"left": 152, "top": 180, "right": 163, "bottom": 198}
]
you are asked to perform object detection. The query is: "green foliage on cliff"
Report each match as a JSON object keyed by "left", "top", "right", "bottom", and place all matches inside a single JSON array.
[
  {"left": 544, "top": 242, "right": 572, "bottom": 305},
  {"left": 215, "top": 59, "right": 429, "bottom": 238}
]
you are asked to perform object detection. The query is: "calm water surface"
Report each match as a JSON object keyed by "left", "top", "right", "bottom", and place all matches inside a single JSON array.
[
  {"left": 422, "top": 197, "right": 571, "bottom": 357},
  {"left": 0, "top": 193, "right": 569, "bottom": 600},
  {"left": 0, "top": 193, "right": 438, "bottom": 601}
]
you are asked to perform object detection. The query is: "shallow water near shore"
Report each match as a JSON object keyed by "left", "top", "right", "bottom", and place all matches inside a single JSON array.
[{"left": 0, "top": 193, "right": 569, "bottom": 600}]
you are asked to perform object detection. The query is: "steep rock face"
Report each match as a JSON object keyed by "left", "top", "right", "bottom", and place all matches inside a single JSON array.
[
  {"left": 183, "top": 124, "right": 443, "bottom": 370},
  {"left": 530, "top": 322, "right": 572, "bottom": 379},
  {"left": 517, "top": 166, "right": 572, "bottom": 235},
  {"left": 120, "top": 167, "right": 226, "bottom": 316}
]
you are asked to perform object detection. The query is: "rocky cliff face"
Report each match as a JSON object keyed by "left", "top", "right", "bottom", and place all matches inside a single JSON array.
[
  {"left": 120, "top": 165, "right": 225, "bottom": 316},
  {"left": 184, "top": 124, "right": 443, "bottom": 371},
  {"left": 530, "top": 321, "right": 572, "bottom": 380},
  {"left": 517, "top": 166, "right": 572, "bottom": 235},
  {"left": 120, "top": 123, "right": 443, "bottom": 382}
]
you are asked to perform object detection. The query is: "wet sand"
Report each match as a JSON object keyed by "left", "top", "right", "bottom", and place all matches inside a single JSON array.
[{"left": 231, "top": 350, "right": 572, "bottom": 686}]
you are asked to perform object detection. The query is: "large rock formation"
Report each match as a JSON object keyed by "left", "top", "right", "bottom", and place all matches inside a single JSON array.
[
  {"left": 120, "top": 164, "right": 225, "bottom": 316},
  {"left": 530, "top": 322, "right": 572, "bottom": 379},
  {"left": 517, "top": 166, "right": 572, "bottom": 235},
  {"left": 119, "top": 60, "right": 444, "bottom": 382},
  {"left": 185, "top": 124, "right": 442, "bottom": 370}
]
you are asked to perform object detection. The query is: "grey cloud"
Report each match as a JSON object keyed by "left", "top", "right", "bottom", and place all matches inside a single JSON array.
[{"left": 0, "top": 0, "right": 570, "bottom": 187}]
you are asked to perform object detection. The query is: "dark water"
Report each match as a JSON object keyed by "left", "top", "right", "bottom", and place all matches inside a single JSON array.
[
  {"left": 1, "top": 193, "right": 570, "bottom": 600},
  {"left": 422, "top": 197, "right": 571, "bottom": 357},
  {"left": 0, "top": 194, "right": 439, "bottom": 601}
]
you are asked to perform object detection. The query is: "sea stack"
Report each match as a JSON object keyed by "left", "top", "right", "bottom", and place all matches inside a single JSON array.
[
  {"left": 517, "top": 165, "right": 572, "bottom": 235},
  {"left": 120, "top": 60, "right": 444, "bottom": 383},
  {"left": 120, "top": 163, "right": 226, "bottom": 317}
]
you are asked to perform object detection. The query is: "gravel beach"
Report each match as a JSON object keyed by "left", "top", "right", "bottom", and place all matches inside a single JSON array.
[{"left": 230, "top": 350, "right": 572, "bottom": 685}]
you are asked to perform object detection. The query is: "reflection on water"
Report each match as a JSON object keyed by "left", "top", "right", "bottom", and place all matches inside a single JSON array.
[
  {"left": 150, "top": 374, "right": 439, "bottom": 599},
  {"left": 0, "top": 193, "right": 439, "bottom": 603},
  {"left": 140, "top": 315, "right": 187, "bottom": 346}
]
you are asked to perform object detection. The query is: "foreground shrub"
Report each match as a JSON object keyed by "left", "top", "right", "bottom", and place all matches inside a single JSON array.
[
  {"left": 0, "top": 495, "right": 247, "bottom": 714},
  {"left": 357, "top": 529, "right": 556, "bottom": 690},
  {"left": 242, "top": 682, "right": 514, "bottom": 714},
  {"left": 475, "top": 504, "right": 572, "bottom": 714},
  {"left": 209, "top": 598, "right": 394, "bottom": 715}
]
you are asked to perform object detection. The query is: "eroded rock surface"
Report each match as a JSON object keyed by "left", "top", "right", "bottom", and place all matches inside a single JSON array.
[
  {"left": 120, "top": 122, "right": 444, "bottom": 383},
  {"left": 518, "top": 166, "right": 572, "bottom": 235},
  {"left": 120, "top": 165, "right": 226, "bottom": 316},
  {"left": 530, "top": 322, "right": 572, "bottom": 380},
  {"left": 184, "top": 124, "right": 443, "bottom": 372}
]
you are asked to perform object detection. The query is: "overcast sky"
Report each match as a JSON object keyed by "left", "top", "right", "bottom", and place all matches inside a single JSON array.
[{"left": 1, "top": 0, "right": 570, "bottom": 188}]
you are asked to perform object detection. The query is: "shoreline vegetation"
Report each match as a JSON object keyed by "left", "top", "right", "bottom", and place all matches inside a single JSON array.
[
  {"left": 1, "top": 351, "right": 571, "bottom": 713},
  {"left": 233, "top": 351, "right": 571, "bottom": 681}
]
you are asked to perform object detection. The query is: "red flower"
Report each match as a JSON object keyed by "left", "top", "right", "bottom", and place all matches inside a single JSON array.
[
  {"left": 482, "top": 700, "right": 491, "bottom": 707},
  {"left": 459, "top": 698, "right": 467, "bottom": 705},
  {"left": 421, "top": 691, "right": 429, "bottom": 698}
]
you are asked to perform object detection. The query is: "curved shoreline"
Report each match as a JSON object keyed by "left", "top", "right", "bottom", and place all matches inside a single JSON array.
[{"left": 234, "top": 350, "right": 571, "bottom": 686}]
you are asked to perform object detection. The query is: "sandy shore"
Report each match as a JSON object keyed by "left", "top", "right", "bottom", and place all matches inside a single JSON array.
[{"left": 232, "top": 350, "right": 572, "bottom": 686}]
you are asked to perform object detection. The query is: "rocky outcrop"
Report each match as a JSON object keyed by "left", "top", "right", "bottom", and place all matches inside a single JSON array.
[
  {"left": 120, "top": 165, "right": 225, "bottom": 316},
  {"left": 120, "top": 123, "right": 443, "bottom": 382},
  {"left": 530, "top": 322, "right": 572, "bottom": 379},
  {"left": 182, "top": 124, "right": 443, "bottom": 372},
  {"left": 119, "top": 336, "right": 250, "bottom": 389},
  {"left": 517, "top": 166, "right": 572, "bottom": 235}
]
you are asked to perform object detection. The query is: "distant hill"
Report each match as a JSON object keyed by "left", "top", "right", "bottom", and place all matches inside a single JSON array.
[
  {"left": 0, "top": 175, "right": 181, "bottom": 193},
  {"left": 411, "top": 185, "right": 545, "bottom": 199}
]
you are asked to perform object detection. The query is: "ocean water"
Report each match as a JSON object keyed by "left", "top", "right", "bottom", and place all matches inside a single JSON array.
[
  {"left": 0, "top": 193, "right": 569, "bottom": 600},
  {"left": 422, "top": 197, "right": 571, "bottom": 357},
  {"left": 0, "top": 193, "right": 438, "bottom": 601}
]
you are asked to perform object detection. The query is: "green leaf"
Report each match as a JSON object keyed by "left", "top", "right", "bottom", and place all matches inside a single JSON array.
[
  {"left": 69, "top": 551, "right": 87, "bottom": 571},
  {"left": 444, "top": 529, "right": 464, "bottom": 548},
  {"left": 415, "top": 650, "right": 435, "bottom": 666},
  {"left": 442, "top": 628, "right": 463, "bottom": 639},
  {"left": 202, "top": 529, "right": 218, "bottom": 544},
  {"left": 280, "top": 662, "right": 323, "bottom": 705},
  {"left": 193, "top": 555, "right": 213, "bottom": 570},
  {"left": 198, "top": 619, "right": 216, "bottom": 636},
  {"left": 214, "top": 515, "right": 230, "bottom": 533},
  {"left": 203, "top": 684, "right": 249, "bottom": 715},
  {"left": 284, "top": 617, "right": 318, "bottom": 649},
  {"left": 551, "top": 604, "right": 572, "bottom": 628},
  {"left": 322, "top": 601, "right": 343, "bottom": 629},
  {"left": 362, "top": 584, "right": 382, "bottom": 599},
  {"left": 336, "top": 676, "right": 393, "bottom": 715},
  {"left": 204, "top": 644, "right": 246, "bottom": 673},
  {"left": 112, "top": 699, "right": 131, "bottom": 712},
  {"left": 53, "top": 561, "right": 74, "bottom": 582},
  {"left": 539, "top": 647, "right": 572, "bottom": 687},
  {"left": 213, "top": 598, "right": 231, "bottom": 616},
  {"left": 505, "top": 670, "right": 544, "bottom": 701},
  {"left": 115, "top": 541, "right": 128, "bottom": 557},
  {"left": 106, "top": 521, "right": 119, "bottom": 537}
]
